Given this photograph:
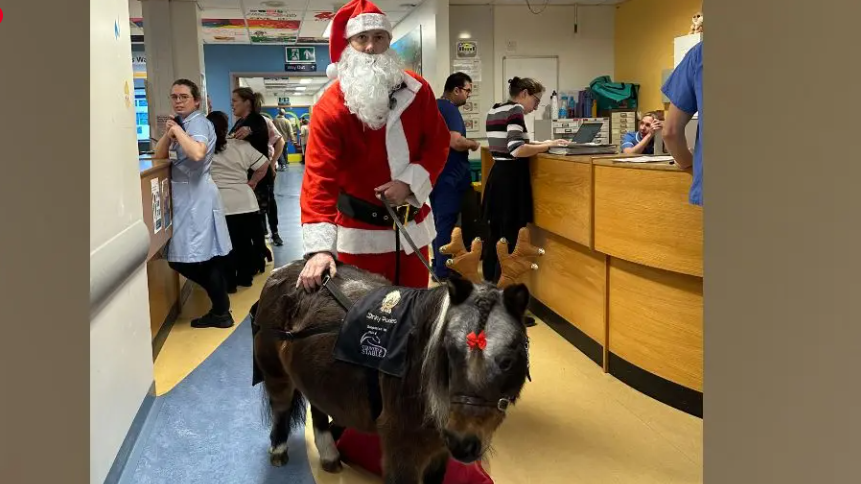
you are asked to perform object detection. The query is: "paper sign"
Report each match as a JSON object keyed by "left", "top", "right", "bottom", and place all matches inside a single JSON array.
[
  {"left": 161, "top": 178, "right": 171, "bottom": 229},
  {"left": 464, "top": 115, "right": 481, "bottom": 133},
  {"left": 461, "top": 99, "right": 480, "bottom": 115},
  {"left": 151, "top": 178, "right": 162, "bottom": 233},
  {"left": 456, "top": 40, "right": 478, "bottom": 58},
  {"left": 452, "top": 59, "right": 481, "bottom": 82}
]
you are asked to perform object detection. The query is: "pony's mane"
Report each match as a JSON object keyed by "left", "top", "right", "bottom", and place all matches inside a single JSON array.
[{"left": 419, "top": 287, "right": 451, "bottom": 429}]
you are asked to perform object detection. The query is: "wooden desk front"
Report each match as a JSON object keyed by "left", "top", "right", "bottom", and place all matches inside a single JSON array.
[{"left": 481, "top": 148, "right": 704, "bottom": 416}]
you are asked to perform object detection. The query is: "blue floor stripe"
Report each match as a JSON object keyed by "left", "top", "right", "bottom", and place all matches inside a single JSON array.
[{"left": 122, "top": 167, "right": 316, "bottom": 484}]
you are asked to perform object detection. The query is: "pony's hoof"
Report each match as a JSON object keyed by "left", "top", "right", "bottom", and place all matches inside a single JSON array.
[
  {"left": 321, "top": 459, "right": 343, "bottom": 473},
  {"left": 269, "top": 445, "right": 289, "bottom": 467}
]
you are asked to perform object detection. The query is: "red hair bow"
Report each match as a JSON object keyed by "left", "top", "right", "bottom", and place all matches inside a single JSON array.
[{"left": 467, "top": 331, "right": 487, "bottom": 351}]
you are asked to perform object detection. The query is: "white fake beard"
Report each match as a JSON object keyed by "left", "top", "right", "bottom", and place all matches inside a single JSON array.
[{"left": 338, "top": 47, "right": 406, "bottom": 131}]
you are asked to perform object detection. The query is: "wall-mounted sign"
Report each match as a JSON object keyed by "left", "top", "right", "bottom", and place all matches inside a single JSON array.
[
  {"left": 452, "top": 59, "right": 482, "bottom": 82},
  {"left": 285, "top": 63, "right": 317, "bottom": 72},
  {"left": 456, "top": 40, "right": 478, "bottom": 58},
  {"left": 286, "top": 46, "right": 316, "bottom": 63}
]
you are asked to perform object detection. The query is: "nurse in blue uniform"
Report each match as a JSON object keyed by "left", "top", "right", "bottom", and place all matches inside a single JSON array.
[
  {"left": 430, "top": 72, "right": 480, "bottom": 280},
  {"left": 154, "top": 78, "right": 234, "bottom": 329},
  {"left": 661, "top": 41, "right": 704, "bottom": 206}
]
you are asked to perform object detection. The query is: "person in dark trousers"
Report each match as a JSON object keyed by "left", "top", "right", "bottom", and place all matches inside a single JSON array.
[
  {"left": 229, "top": 87, "right": 273, "bottom": 273},
  {"left": 430, "top": 72, "right": 480, "bottom": 280},
  {"left": 208, "top": 111, "right": 271, "bottom": 292},
  {"left": 154, "top": 79, "right": 234, "bottom": 329},
  {"left": 482, "top": 76, "right": 567, "bottom": 283},
  {"left": 254, "top": 94, "right": 285, "bottom": 247}
]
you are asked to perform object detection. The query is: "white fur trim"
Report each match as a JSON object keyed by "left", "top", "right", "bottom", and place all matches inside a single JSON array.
[
  {"left": 345, "top": 13, "right": 392, "bottom": 39},
  {"left": 302, "top": 222, "right": 338, "bottom": 256},
  {"left": 336, "top": 211, "right": 436, "bottom": 255},
  {"left": 395, "top": 163, "right": 432, "bottom": 208},
  {"left": 326, "top": 63, "right": 339, "bottom": 80},
  {"left": 385, "top": 75, "right": 426, "bottom": 206}
]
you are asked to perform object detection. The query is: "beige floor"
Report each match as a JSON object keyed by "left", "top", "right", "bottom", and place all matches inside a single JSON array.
[{"left": 156, "top": 272, "right": 702, "bottom": 483}]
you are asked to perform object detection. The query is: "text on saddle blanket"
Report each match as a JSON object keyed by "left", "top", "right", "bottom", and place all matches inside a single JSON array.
[{"left": 333, "top": 286, "right": 424, "bottom": 378}]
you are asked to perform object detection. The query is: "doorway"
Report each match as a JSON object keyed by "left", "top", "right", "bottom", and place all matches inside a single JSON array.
[{"left": 232, "top": 73, "right": 331, "bottom": 163}]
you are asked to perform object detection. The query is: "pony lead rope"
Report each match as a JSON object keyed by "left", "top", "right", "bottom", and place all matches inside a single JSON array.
[{"left": 378, "top": 194, "right": 441, "bottom": 285}]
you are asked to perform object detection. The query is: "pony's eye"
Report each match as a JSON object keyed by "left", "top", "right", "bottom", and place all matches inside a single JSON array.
[{"left": 499, "top": 357, "right": 514, "bottom": 372}]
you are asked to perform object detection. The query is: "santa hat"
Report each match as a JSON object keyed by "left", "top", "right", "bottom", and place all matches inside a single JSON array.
[{"left": 326, "top": 0, "right": 393, "bottom": 80}]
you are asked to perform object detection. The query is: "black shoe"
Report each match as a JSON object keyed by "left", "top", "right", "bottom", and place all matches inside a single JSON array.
[
  {"left": 237, "top": 278, "right": 253, "bottom": 288},
  {"left": 191, "top": 311, "right": 234, "bottom": 329},
  {"left": 272, "top": 233, "right": 283, "bottom": 246},
  {"left": 524, "top": 316, "right": 537, "bottom": 328},
  {"left": 227, "top": 285, "right": 238, "bottom": 294}
]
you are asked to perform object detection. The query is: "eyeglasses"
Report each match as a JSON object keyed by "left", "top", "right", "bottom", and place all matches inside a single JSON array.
[
  {"left": 531, "top": 94, "right": 542, "bottom": 106},
  {"left": 170, "top": 94, "right": 192, "bottom": 101}
]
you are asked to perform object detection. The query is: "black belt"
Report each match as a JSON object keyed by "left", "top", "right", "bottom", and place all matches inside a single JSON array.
[{"left": 337, "top": 192, "right": 420, "bottom": 228}]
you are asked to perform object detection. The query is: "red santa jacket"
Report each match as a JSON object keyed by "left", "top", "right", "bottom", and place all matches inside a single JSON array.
[{"left": 300, "top": 70, "right": 450, "bottom": 257}]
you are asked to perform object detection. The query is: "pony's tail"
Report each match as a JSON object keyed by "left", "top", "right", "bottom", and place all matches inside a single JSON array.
[
  {"left": 287, "top": 390, "right": 308, "bottom": 432},
  {"left": 258, "top": 387, "right": 307, "bottom": 431}
]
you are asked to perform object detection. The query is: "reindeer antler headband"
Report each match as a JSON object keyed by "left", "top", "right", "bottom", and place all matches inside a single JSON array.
[{"left": 440, "top": 227, "right": 545, "bottom": 289}]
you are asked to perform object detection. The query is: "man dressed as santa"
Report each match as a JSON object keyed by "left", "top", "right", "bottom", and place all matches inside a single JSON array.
[{"left": 296, "top": 0, "right": 450, "bottom": 292}]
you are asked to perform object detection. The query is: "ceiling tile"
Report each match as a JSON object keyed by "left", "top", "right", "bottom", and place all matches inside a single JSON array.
[
  {"left": 197, "top": 0, "right": 248, "bottom": 8},
  {"left": 303, "top": 10, "right": 335, "bottom": 23},
  {"left": 199, "top": 8, "right": 246, "bottom": 19},
  {"left": 244, "top": 8, "right": 303, "bottom": 21},
  {"left": 201, "top": 19, "right": 251, "bottom": 44},
  {"left": 242, "top": 0, "right": 310, "bottom": 9}
]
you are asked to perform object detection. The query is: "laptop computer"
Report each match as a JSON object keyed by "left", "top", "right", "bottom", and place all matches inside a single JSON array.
[
  {"left": 547, "top": 121, "right": 617, "bottom": 155},
  {"left": 570, "top": 121, "right": 604, "bottom": 144}
]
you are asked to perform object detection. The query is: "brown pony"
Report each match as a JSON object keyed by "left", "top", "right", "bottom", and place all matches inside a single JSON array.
[{"left": 252, "top": 228, "right": 544, "bottom": 484}]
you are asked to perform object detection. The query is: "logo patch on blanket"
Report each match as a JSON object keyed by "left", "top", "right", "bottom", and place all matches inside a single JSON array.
[{"left": 333, "top": 286, "right": 422, "bottom": 378}]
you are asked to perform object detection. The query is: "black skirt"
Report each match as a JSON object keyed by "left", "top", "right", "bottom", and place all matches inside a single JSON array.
[{"left": 480, "top": 157, "right": 534, "bottom": 282}]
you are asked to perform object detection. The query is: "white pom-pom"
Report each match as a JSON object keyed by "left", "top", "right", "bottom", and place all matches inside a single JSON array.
[{"left": 326, "top": 63, "right": 339, "bottom": 80}]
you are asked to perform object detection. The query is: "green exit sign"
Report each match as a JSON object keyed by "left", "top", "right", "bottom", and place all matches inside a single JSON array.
[{"left": 285, "top": 47, "right": 316, "bottom": 63}]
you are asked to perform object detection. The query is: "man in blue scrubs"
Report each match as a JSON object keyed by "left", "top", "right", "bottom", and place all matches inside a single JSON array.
[
  {"left": 430, "top": 72, "right": 480, "bottom": 280},
  {"left": 621, "top": 111, "right": 662, "bottom": 154},
  {"left": 662, "top": 41, "right": 703, "bottom": 206}
]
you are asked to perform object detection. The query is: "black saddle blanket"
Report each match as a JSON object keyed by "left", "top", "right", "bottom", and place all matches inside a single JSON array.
[{"left": 332, "top": 286, "right": 422, "bottom": 378}]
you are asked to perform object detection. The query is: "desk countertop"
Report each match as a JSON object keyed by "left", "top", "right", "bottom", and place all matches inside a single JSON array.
[{"left": 140, "top": 157, "right": 171, "bottom": 177}]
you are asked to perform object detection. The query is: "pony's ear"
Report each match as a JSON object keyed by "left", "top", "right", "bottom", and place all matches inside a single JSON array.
[
  {"left": 502, "top": 283, "right": 530, "bottom": 320},
  {"left": 446, "top": 274, "right": 474, "bottom": 305}
]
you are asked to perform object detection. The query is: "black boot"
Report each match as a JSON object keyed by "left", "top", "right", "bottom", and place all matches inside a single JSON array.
[
  {"left": 191, "top": 311, "right": 234, "bottom": 329},
  {"left": 272, "top": 233, "right": 283, "bottom": 246}
]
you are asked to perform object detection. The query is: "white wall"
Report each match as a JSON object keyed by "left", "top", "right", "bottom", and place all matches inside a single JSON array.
[
  {"left": 450, "top": 4, "right": 496, "bottom": 140},
  {"left": 91, "top": 0, "right": 155, "bottom": 482},
  {"left": 492, "top": 5, "right": 615, "bottom": 105},
  {"left": 392, "top": 0, "right": 450, "bottom": 97}
]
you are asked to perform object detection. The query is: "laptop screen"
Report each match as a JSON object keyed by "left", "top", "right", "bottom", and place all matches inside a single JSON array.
[{"left": 572, "top": 122, "right": 603, "bottom": 143}]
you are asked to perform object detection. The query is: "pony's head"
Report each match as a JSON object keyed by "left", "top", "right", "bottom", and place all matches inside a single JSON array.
[{"left": 422, "top": 277, "right": 531, "bottom": 464}]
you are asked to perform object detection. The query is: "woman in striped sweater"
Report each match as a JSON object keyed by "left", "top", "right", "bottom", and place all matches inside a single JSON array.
[{"left": 482, "top": 77, "right": 568, "bottom": 283}]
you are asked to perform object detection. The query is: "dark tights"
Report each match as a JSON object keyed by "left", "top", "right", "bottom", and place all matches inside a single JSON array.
[
  {"left": 169, "top": 257, "right": 230, "bottom": 315},
  {"left": 225, "top": 212, "right": 259, "bottom": 288}
]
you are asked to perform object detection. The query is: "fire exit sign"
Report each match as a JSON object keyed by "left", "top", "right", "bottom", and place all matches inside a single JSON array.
[{"left": 285, "top": 47, "right": 316, "bottom": 63}]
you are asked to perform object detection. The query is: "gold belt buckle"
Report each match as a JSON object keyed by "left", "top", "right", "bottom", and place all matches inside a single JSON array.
[{"left": 393, "top": 204, "right": 411, "bottom": 230}]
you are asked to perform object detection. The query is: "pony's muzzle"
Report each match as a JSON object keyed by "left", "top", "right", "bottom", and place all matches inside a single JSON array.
[{"left": 443, "top": 430, "right": 483, "bottom": 463}]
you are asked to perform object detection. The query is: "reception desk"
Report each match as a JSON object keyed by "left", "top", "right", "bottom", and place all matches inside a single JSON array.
[
  {"left": 481, "top": 148, "right": 703, "bottom": 417},
  {"left": 139, "top": 156, "right": 184, "bottom": 356}
]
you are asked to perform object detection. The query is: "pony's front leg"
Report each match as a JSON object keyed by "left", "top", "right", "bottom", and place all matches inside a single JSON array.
[
  {"left": 421, "top": 451, "right": 450, "bottom": 484},
  {"left": 379, "top": 431, "right": 442, "bottom": 484}
]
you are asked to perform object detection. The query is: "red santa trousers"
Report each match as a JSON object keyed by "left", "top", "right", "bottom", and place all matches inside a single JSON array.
[{"left": 338, "top": 246, "right": 431, "bottom": 288}]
